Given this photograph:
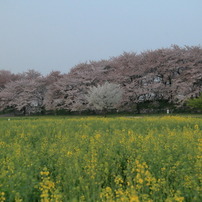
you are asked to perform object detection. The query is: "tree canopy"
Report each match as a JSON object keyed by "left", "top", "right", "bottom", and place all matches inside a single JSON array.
[{"left": 0, "top": 45, "right": 201, "bottom": 115}]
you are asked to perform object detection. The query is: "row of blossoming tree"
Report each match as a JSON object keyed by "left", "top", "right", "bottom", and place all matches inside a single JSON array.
[{"left": 0, "top": 45, "right": 201, "bottom": 115}]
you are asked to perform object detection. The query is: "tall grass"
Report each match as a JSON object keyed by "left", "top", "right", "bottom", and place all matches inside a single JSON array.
[{"left": 0, "top": 116, "right": 201, "bottom": 201}]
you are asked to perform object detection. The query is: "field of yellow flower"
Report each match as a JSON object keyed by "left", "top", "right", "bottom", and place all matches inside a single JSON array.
[{"left": 0, "top": 116, "right": 201, "bottom": 201}]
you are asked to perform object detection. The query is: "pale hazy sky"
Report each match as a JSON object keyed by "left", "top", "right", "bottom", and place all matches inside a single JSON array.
[{"left": 0, "top": 0, "right": 202, "bottom": 75}]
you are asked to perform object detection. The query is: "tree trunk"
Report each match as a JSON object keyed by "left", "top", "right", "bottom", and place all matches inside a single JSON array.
[{"left": 23, "top": 107, "right": 26, "bottom": 115}]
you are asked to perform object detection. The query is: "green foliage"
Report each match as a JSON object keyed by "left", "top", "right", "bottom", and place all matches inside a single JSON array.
[{"left": 187, "top": 94, "right": 202, "bottom": 111}]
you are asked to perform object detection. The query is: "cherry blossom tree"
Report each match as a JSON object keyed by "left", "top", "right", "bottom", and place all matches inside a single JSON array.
[
  {"left": 0, "top": 73, "right": 46, "bottom": 115},
  {"left": 43, "top": 74, "right": 88, "bottom": 113},
  {"left": 0, "top": 70, "right": 20, "bottom": 90},
  {"left": 86, "top": 82, "right": 123, "bottom": 115}
]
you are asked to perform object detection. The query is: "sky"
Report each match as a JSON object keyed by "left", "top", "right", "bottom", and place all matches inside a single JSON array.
[{"left": 0, "top": 0, "right": 202, "bottom": 75}]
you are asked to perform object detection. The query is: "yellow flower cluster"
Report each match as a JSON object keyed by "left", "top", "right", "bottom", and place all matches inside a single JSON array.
[
  {"left": 39, "top": 168, "right": 62, "bottom": 202},
  {"left": 0, "top": 192, "right": 6, "bottom": 202}
]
